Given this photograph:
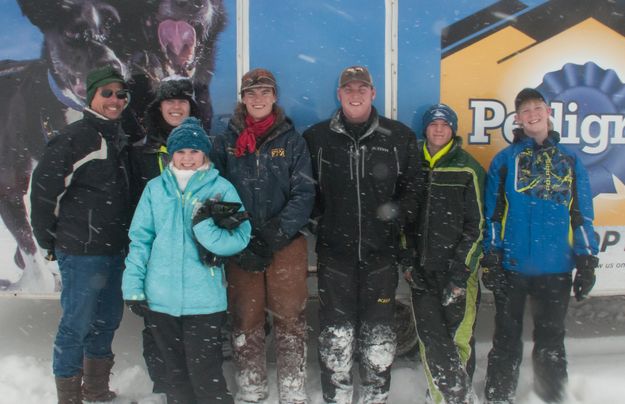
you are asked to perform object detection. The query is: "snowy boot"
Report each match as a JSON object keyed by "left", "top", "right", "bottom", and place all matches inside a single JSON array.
[
  {"left": 275, "top": 313, "right": 308, "bottom": 404},
  {"left": 82, "top": 356, "right": 117, "bottom": 402},
  {"left": 232, "top": 326, "right": 269, "bottom": 403},
  {"left": 55, "top": 374, "right": 82, "bottom": 404}
]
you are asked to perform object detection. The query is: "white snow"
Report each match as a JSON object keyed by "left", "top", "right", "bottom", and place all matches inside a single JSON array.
[{"left": 1, "top": 298, "right": 624, "bottom": 403}]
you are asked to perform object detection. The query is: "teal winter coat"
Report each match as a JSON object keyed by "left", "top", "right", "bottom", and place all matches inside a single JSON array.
[{"left": 123, "top": 164, "right": 251, "bottom": 316}]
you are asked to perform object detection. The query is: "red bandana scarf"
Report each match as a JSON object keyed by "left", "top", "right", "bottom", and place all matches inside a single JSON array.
[{"left": 234, "top": 113, "right": 276, "bottom": 157}]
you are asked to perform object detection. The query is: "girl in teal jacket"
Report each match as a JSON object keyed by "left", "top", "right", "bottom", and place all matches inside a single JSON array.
[{"left": 123, "top": 117, "right": 251, "bottom": 404}]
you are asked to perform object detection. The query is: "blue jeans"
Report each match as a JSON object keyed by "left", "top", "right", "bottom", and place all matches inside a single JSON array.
[{"left": 53, "top": 252, "right": 124, "bottom": 377}]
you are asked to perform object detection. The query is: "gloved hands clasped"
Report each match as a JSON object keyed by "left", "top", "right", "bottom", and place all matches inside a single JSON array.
[
  {"left": 193, "top": 199, "right": 250, "bottom": 230},
  {"left": 237, "top": 218, "right": 293, "bottom": 273},
  {"left": 237, "top": 232, "right": 273, "bottom": 273},
  {"left": 573, "top": 255, "right": 599, "bottom": 302},
  {"left": 480, "top": 250, "right": 507, "bottom": 293},
  {"left": 192, "top": 199, "right": 250, "bottom": 267}
]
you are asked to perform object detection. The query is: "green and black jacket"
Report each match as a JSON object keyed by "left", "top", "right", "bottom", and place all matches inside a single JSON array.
[{"left": 407, "top": 136, "right": 485, "bottom": 273}]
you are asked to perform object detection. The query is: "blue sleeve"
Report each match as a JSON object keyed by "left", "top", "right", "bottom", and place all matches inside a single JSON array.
[
  {"left": 483, "top": 150, "right": 507, "bottom": 253},
  {"left": 571, "top": 156, "right": 599, "bottom": 256},
  {"left": 122, "top": 185, "right": 156, "bottom": 300}
]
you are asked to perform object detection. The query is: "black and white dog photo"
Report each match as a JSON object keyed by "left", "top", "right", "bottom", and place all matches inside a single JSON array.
[{"left": 0, "top": 0, "right": 226, "bottom": 291}]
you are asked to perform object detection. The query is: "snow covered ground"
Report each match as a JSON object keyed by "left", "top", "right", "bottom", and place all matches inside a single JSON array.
[{"left": 1, "top": 297, "right": 624, "bottom": 404}]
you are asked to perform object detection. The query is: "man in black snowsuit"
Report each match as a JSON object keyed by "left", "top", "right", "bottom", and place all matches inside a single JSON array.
[{"left": 304, "top": 66, "right": 420, "bottom": 404}]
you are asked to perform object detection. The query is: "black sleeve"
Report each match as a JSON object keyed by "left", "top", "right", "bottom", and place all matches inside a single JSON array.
[{"left": 30, "top": 134, "right": 74, "bottom": 250}]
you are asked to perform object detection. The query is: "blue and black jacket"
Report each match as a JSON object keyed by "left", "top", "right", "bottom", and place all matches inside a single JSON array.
[
  {"left": 210, "top": 107, "right": 315, "bottom": 242},
  {"left": 483, "top": 129, "right": 598, "bottom": 275}
]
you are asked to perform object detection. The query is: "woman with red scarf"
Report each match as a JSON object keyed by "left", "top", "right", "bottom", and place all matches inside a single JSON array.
[{"left": 210, "top": 68, "right": 315, "bottom": 404}]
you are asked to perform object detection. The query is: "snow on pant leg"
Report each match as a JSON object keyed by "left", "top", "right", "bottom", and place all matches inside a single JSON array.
[
  {"left": 356, "top": 256, "right": 398, "bottom": 404},
  {"left": 410, "top": 267, "right": 476, "bottom": 404},
  {"left": 529, "top": 273, "right": 571, "bottom": 404},
  {"left": 485, "top": 272, "right": 529, "bottom": 403},
  {"left": 52, "top": 253, "right": 124, "bottom": 378},
  {"left": 143, "top": 317, "right": 168, "bottom": 394},
  {"left": 317, "top": 253, "right": 359, "bottom": 404},
  {"left": 145, "top": 311, "right": 196, "bottom": 404},
  {"left": 227, "top": 260, "right": 269, "bottom": 402},
  {"left": 266, "top": 236, "right": 309, "bottom": 403},
  {"left": 181, "top": 312, "right": 233, "bottom": 404}
]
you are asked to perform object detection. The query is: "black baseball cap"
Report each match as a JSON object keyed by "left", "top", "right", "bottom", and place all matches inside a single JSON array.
[{"left": 514, "top": 88, "right": 546, "bottom": 110}]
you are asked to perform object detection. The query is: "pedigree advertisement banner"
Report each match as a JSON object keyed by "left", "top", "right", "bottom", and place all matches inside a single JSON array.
[{"left": 441, "top": 0, "right": 625, "bottom": 294}]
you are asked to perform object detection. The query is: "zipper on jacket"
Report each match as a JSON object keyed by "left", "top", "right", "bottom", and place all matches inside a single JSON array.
[
  {"left": 354, "top": 143, "right": 363, "bottom": 261},
  {"left": 360, "top": 145, "right": 367, "bottom": 178},
  {"left": 84, "top": 208, "right": 93, "bottom": 253},
  {"left": 348, "top": 145, "right": 354, "bottom": 180},
  {"left": 393, "top": 146, "right": 402, "bottom": 175}
]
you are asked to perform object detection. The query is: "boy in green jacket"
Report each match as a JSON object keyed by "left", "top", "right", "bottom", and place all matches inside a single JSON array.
[{"left": 404, "top": 104, "right": 485, "bottom": 404}]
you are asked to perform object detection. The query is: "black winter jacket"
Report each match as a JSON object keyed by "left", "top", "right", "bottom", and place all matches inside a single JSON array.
[
  {"left": 304, "top": 108, "right": 420, "bottom": 260},
  {"left": 30, "top": 109, "right": 131, "bottom": 254},
  {"left": 408, "top": 137, "right": 485, "bottom": 273},
  {"left": 210, "top": 109, "right": 315, "bottom": 240}
]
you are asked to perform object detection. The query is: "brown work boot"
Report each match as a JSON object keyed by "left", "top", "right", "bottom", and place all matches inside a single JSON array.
[
  {"left": 82, "top": 356, "right": 117, "bottom": 402},
  {"left": 55, "top": 374, "right": 82, "bottom": 404}
]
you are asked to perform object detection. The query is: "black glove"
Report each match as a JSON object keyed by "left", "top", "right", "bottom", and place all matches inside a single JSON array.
[
  {"left": 480, "top": 250, "right": 507, "bottom": 292},
  {"left": 573, "top": 255, "right": 598, "bottom": 301},
  {"left": 237, "top": 249, "right": 272, "bottom": 273},
  {"left": 257, "top": 217, "right": 292, "bottom": 252},
  {"left": 125, "top": 300, "right": 149, "bottom": 317},
  {"left": 45, "top": 249, "right": 56, "bottom": 261},
  {"left": 215, "top": 211, "right": 250, "bottom": 230},
  {"left": 441, "top": 261, "right": 471, "bottom": 306},
  {"left": 193, "top": 199, "right": 242, "bottom": 226}
]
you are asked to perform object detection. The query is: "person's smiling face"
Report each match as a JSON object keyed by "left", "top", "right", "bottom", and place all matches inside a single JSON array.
[
  {"left": 337, "top": 81, "right": 376, "bottom": 124},
  {"left": 160, "top": 99, "right": 191, "bottom": 127},
  {"left": 172, "top": 148, "right": 206, "bottom": 170}
]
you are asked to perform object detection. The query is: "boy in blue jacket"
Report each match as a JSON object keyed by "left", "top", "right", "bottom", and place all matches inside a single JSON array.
[
  {"left": 123, "top": 117, "right": 251, "bottom": 404},
  {"left": 481, "top": 88, "right": 599, "bottom": 404}
]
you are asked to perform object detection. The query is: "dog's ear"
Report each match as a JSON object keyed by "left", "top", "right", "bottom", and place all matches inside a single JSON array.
[{"left": 17, "top": 0, "right": 60, "bottom": 30}]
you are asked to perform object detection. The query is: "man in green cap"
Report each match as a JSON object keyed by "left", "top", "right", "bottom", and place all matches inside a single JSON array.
[{"left": 30, "top": 65, "right": 132, "bottom": 404}]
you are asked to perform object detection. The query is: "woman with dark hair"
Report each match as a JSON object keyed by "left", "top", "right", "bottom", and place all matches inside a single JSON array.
[
  {"left": 210, "top": 68, "right": 315, "bottom": 404},
  {"left": 130, "top": 76, "right": 200, "bottom": 204},
  {"left": 127, "top": 76, "right": 200, "bottom": 396}
]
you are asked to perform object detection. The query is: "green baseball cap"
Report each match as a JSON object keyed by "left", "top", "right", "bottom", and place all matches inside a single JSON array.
[{"left": 86, "top": 66, "right": 127, "bottom": 106}]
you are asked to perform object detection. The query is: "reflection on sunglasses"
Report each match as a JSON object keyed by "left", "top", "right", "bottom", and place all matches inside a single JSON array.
[{"left": 100, "top": 88, "right": 129, "bottom": 100}]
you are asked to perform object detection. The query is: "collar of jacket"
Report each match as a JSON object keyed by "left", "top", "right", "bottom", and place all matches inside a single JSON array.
[
  {"left": 512, "top": 128, "right": 561, "bottom": 147},
  {"left": 423, "top": 136, "right": 461, "bottom": 168},
  {"left": 329, "top": 106, "right": 380, "bottom": 142},
  {"left": 83, "top": 108, "right": 125, "bottom": 141},
  {"left": 162, "top": 163, "right": 218, "bottom": 198},
  {"left": 229, "top": 105, "right": 290, "bottom": 142}
]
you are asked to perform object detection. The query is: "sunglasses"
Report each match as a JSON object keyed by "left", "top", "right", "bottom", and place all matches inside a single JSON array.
[{"left": 99, "top": 88, "right": 130, "bottom": 100}]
